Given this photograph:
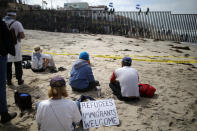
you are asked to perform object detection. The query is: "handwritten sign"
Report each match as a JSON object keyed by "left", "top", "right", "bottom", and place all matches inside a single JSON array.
[{"left": 80, "top": 99, "right": 119, "bottom": 129}]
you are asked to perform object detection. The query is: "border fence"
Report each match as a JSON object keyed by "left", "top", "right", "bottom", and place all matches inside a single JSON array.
[{"left": 16, "top": 10, "right": 197, "bottom": 43}]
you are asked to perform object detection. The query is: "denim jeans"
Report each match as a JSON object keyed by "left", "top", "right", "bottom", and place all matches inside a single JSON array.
[
  {"left": 72, "top": 80, "right": 99, "bottom": 92},
  {"left": 0, "top": 56, "right": 8, "bottom": 113}
]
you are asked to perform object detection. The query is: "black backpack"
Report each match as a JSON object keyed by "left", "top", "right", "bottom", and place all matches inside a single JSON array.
[
  {"left": 8, "top": 21, "right": 17, "bottom": 45},
  {"left": 0, "top": 20, "right": 15, "bottom": 56},
  {"left": 22, "top": 55, "right": 32, "bottom": 69},
  {"left": 14, "top": 90, "right": 32, "bottom": 111}
]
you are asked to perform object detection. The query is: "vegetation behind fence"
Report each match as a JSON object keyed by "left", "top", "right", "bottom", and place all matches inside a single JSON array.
[{"left": 16, "top": 10, "right": 197, "bottom": 43}]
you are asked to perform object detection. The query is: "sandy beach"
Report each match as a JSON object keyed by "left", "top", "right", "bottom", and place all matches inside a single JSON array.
[{"left": 0, "top": 29, "right": 197, "bottom": 131}]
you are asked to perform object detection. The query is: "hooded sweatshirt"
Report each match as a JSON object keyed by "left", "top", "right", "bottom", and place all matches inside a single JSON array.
[{"left": 69, "top": 59, "right": 95, "bottom": 89}]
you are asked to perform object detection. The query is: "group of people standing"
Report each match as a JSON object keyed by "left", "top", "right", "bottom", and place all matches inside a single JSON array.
[{"left": 0, "top": 10, "right": 140, "bottom": 130}]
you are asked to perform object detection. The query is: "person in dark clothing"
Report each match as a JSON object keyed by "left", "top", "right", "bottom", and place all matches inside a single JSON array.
[{"left": 0, "top": 18, "right": 17, "bottom": 124}]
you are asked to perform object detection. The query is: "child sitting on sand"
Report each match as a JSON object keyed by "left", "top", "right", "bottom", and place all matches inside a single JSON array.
[{"left": 31, "top": 45, "right": 56, "bottom": 72}]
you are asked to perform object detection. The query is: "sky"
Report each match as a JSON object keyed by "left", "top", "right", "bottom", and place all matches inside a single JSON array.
[{"left": 27, "top": 0, "right": 197, "bottom": 14}]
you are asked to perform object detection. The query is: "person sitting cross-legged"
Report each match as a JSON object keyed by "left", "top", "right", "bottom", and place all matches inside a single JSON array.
[
  {"left": 69, "top": 51, "right": 99, "bottom": 92},
  {"left": 31, "top": 45, "right": 56, "bottom": 73},
  {"left": 36, "top": 76, "right": 81, "bottom": 131},
  {"left": 109, "top": 57, "right": 140, "bottom": 101}
]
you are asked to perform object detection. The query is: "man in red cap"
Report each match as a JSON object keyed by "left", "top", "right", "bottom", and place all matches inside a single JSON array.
[{"left": 109, "top": 57, "right": 139, "bottom": 101}]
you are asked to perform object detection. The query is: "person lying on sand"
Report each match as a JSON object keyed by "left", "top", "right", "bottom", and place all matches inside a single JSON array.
[
  {"left": 36, "top": 76, "right": 81, "bottom": 131},
  {"left": 109, "top": 57, "right": 139, "bottom": 101},
  {"left": 69, "top": 51, "right": 100, "bottom": 92},
  {"left": 31, "top": 45, "right": 56, "bottom": 72}
]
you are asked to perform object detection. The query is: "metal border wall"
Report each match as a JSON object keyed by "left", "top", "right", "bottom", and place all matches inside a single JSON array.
[{"left": 17, "top": 10, "right": 197, "bottom": 43}]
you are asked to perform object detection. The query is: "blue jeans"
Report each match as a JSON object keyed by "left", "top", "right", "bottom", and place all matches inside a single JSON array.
[{"left": 0, "top": 56, "right": 8, "bottom": 113}]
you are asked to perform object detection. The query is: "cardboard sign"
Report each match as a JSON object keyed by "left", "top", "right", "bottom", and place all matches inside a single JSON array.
[{"left": 80, "top": 99, "right": 119, "bottom": 129}]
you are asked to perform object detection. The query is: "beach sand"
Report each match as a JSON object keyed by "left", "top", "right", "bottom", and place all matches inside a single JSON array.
[{"left": 0, "top": 30, "right": 197, "bottom": 131}]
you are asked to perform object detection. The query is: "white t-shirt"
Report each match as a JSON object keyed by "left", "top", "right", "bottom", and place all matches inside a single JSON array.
[
  {"left": 36, "top": 99, "right": 81, "bottom": 131},
  {"left": 31, "top": 53, "right": 52, "bottom": 70},
  {"left": 5, "top": 19, "right": 24, "bottom": 62},
  {"left": 115, "top": 66, "right": 139, "bottom": 97}
]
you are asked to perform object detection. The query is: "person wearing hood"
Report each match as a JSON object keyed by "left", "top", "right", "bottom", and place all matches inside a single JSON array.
[
  {"left": 69, "top": 51, "right": 99, "bottom": 92},
  {"left": 4, "top": 10, "right": 25, "bottom": 85}
]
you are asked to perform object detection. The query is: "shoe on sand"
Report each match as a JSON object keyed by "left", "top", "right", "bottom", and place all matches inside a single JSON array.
[
  {"left": 18, "top": 79, "right": 24, "bottom": 85},
  {"left": 7, "top": 80, "right": 12, "bottom": 86},
  {"left": 1, "top": 112, "right": 17, "bottom": 124}
]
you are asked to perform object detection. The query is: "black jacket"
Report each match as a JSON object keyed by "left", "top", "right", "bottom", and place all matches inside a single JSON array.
[{"left": 0, "top": 19, "right": 15, "bottom": 56}]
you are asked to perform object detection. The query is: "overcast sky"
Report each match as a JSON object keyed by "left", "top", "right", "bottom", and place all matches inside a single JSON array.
[{"left": 27, "top": 0, "right": 197, "bottom": 14}]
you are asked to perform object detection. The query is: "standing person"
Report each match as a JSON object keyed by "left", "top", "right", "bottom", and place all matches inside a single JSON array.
[
  {"left": 69, "top": 51, "right": 100, "bottom": 92},
  {"left": 0, "top": 18, "right": 17, "bottom": 124},
  {"left": 36, "top": 76, "right": 81, "bottom": 131},
  {"left": 4, "top": 10, "right": 25, "bottom": 85},
  {"left": 109, "top": 57, "right": 139, "bottom": 101}
]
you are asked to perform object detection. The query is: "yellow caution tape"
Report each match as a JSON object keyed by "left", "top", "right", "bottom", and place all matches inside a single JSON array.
[
  {"left": 92, "top": 55, "right": 197, "bottom": 64},
  {"left": 133, "top": 58, "right": 197, "bottom": 64},
  {"left": 93, "top": 54, "right": 197, "bottom": 59},
  {"left": 23, "top": 50, "right": 197, "bottom": 64}
]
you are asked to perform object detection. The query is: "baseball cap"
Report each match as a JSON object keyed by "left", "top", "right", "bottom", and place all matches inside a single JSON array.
[
  {"left": 50, "top": 76, "right": 66, "bottom": 88},
  {"left": 122, "top": 57, "right": 132, "bottom": 64}
]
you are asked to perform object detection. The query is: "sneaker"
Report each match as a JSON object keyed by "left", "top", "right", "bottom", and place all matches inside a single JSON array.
[
  {"left": 58, "top": 67, "right": 66, "bottom": 71},
  {"left": 50, "top": 69, "right": 58, "bottom": 73},
  {"left": 7, "top": 80, "right": 12, "bottom": 86},
  {"left": 18, "top": 79, "right": 24, "bottom": 85},
  {"left": 1, "top": 112, "right": 17, "bottom": 124}
]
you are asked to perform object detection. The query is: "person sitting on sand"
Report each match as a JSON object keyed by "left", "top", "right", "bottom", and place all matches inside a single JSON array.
[
  {"left": 69, "top": 51, "right": 99, "bottom": 92},
  {"left": 31, "top": 45, "right": 56, "bottom": 72},
  {"left": 109, "top": 57, "right": 139, "bottom": 101},
  {"left": 36, "top": 76, "right": 81, "bottom": 131}
]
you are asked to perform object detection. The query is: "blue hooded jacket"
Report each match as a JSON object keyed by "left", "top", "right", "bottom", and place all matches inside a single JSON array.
[{"left": 69, "top": 59, "right": 95, "bottom": 89}]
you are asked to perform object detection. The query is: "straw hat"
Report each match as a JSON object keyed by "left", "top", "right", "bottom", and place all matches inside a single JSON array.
[{"left": 33, "top": 45, "right": 42, "bottom": 53}]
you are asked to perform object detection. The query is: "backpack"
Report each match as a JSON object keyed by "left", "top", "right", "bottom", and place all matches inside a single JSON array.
[
  {"left": 14, "top": 90, "right": 32, "bottom": 111},
  {"left": 138, "top": 84, "right": 156, "bottom": 98},
  {"left": 76, "top": 95, "right": 95, "bottom": 110},
  {"left": 76, "top": 95, "right": 95, "bottom": 102},
  {"left": 22, "top": 55, "right": 32, "bottom": 69},
  {"left": 22, "top": 60, "right": 31, "bottom": 69},
  {"left": 0, "top": 20, "right": 15, "bottom": 56},
  {"left": 8, "top": 21, "right": 17, "bottom": 45}
]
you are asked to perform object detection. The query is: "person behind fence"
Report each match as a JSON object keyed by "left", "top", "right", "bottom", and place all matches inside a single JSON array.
[
  {"left": 4, "top": 10, "right": 25, "bottom": 85},
  {"left": 69, "top": 51, "right": 100, "bottom": 92},
  {"left": 109, "top": 57, "right": 139, "bottom": 101},
  {"left": 0, "top": 17, "right": 17, "bottom": 124},
  {"left": 31, "top": 45, "right": 56, "bottom": 72},
  {"left": 36, "top": 76, "right": 81, "bottom": 131}
]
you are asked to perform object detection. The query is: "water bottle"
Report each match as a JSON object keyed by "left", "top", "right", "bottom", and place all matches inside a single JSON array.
[{"left": 97, "top": 86, "right": 101, "bottom": 97}]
